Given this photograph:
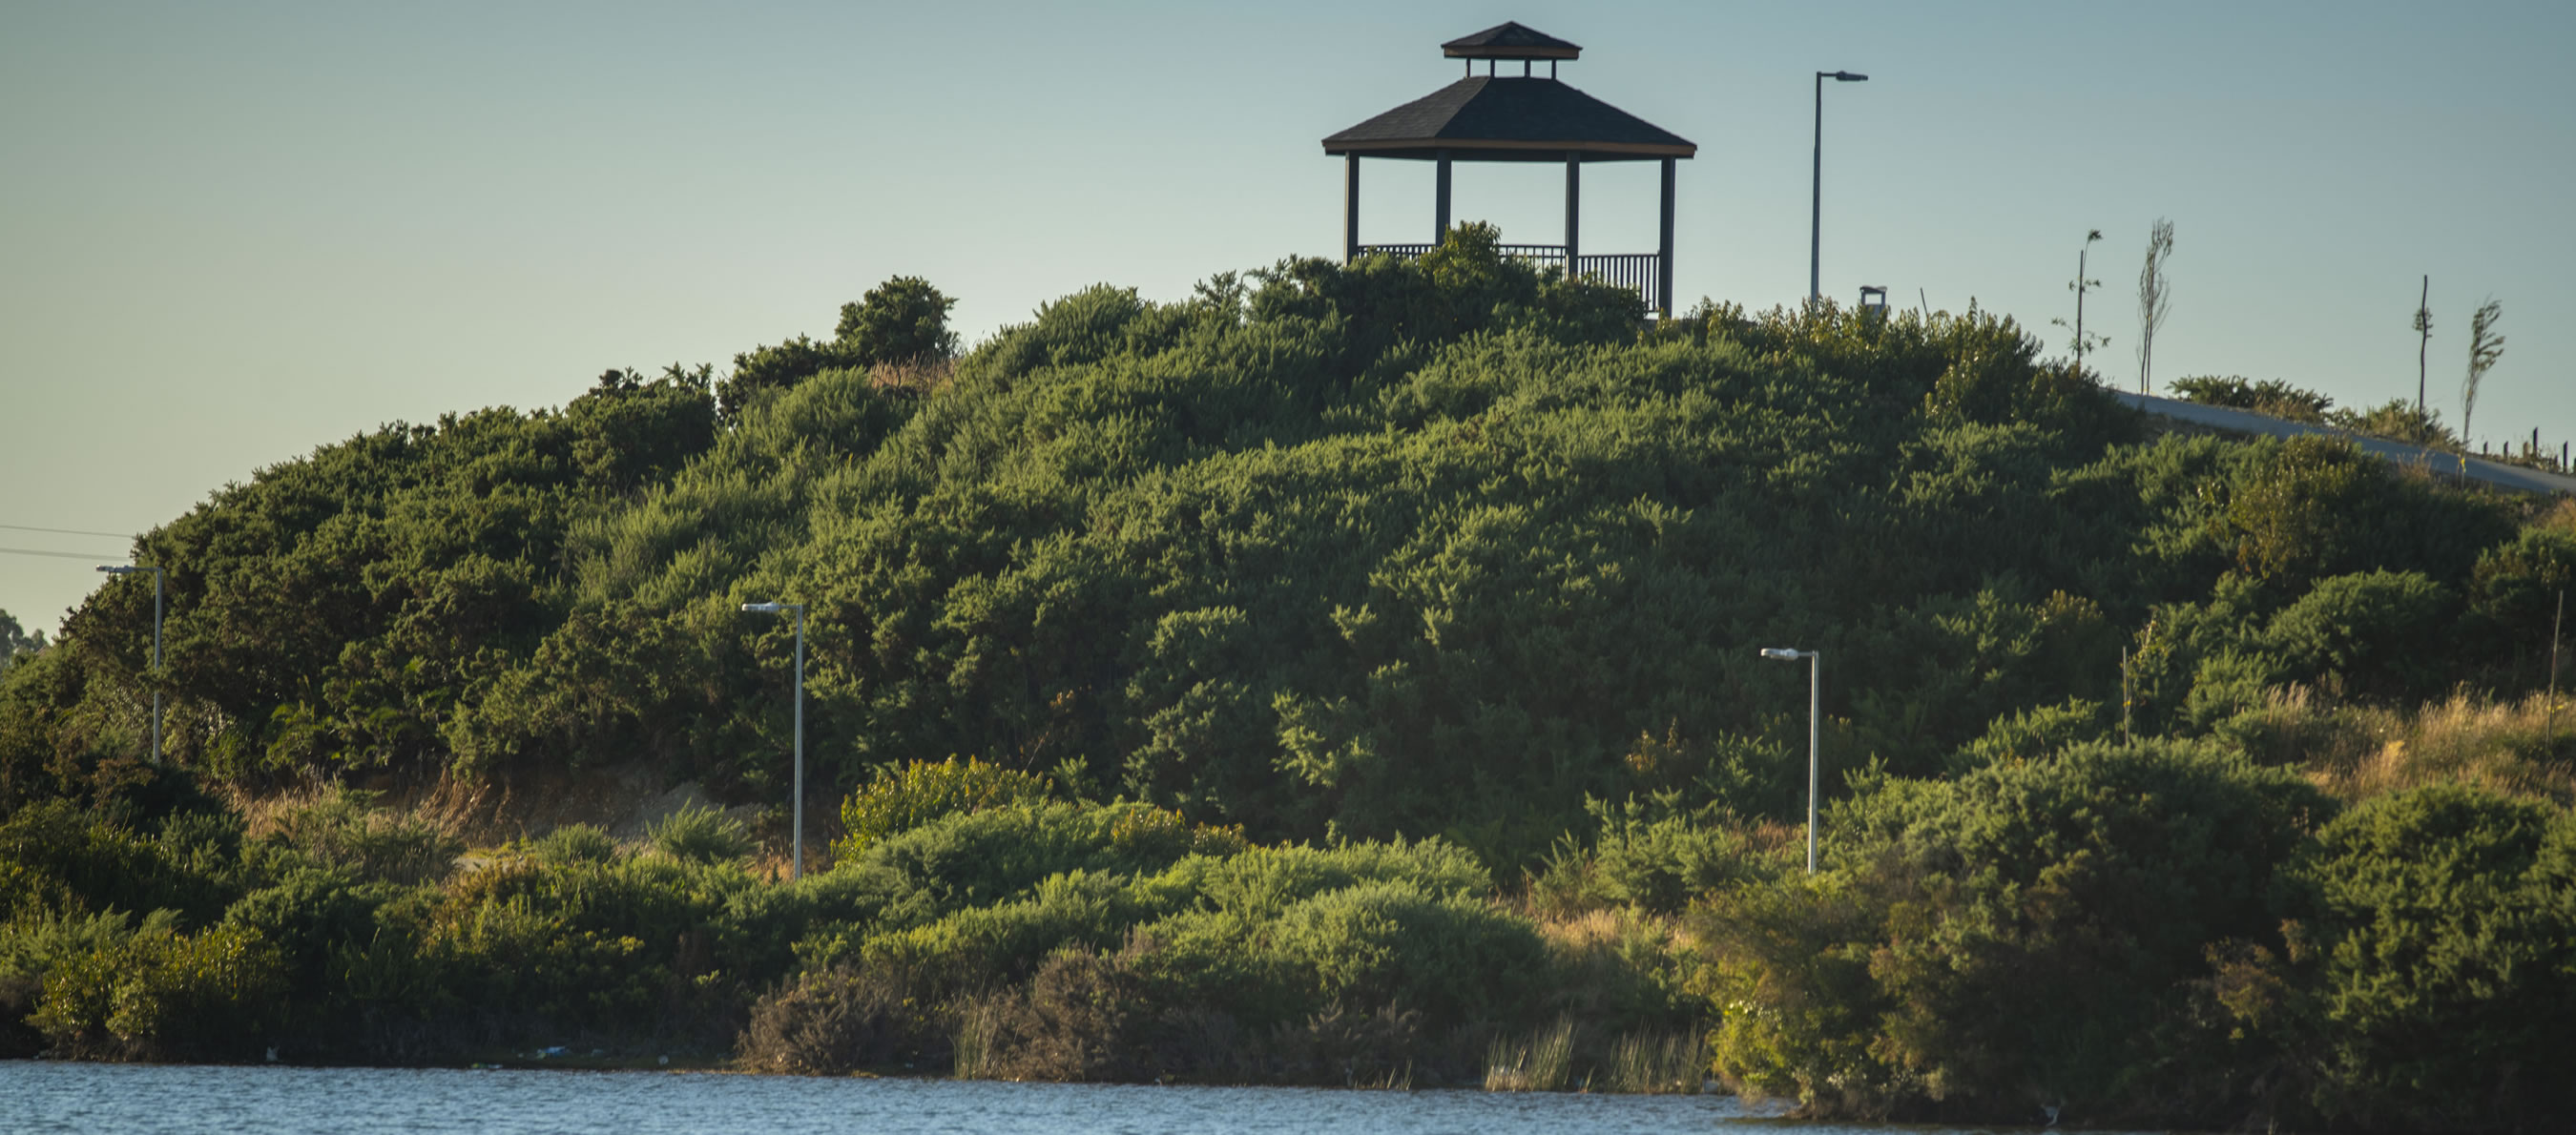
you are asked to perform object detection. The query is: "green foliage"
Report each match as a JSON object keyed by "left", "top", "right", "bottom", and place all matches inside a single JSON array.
[
  {"left": 648, "top": 803, "right": 754, "bottom": 865},
  {"left": 2260, "top": 570, "right": 2456, "bottom": 700},
  {"left": 1699, "top": 740, "right": 2334, "bottom": 1124},
  {"left": 0, "top": 799, "right": 238, "bottom": 926},
  {"left": 2171, "top": 375, "right": 2334, "bottom": 422},
  {"left": 2248, "top": 785, "right": 2576, "bottom": 1129},
  {"left": 717, "top": 276, "right": 959, "bottom": 419},
  {"left": 2467, "top": 523, "right": 2576, "bottom": 671},
  {"left": 834, "top": 756, "right": 1052, "bottom": 860},
  {"left": 737, "top": 964, "right": 941, "bottom": 1074},
  {"left": 525, "top": 822, "right": 620, "bottom": 865},
  {"left": 0, "top": 609, "right": 44, "bottom": 675},
  {"left": 5, "top": 247, "right": 2566, "bottom": 1116},
  {"left": 836, "top": 276, "right": 959, "bottom": 365},
  {"left": 13, "top": 242, "right": 2538, "bottom": 880},
  {"left": 268, "top": 788, "right": 463, "bottom": 886},
  {"left": 31, "top": 920, "right": 287, "bottom": 1061},
  {"left": 2330, "top": 398, "right": 2458, "bottom": 447},
  {"left": 568, "top": 366, "right": 718, "bottom": 495},
  {"left": 1528, "top": 794, "right": 1788, "bottom": 917}
]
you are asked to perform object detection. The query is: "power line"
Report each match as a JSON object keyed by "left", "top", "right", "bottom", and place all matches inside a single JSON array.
[
  {"left": 0, "top": 547, "right": 125, "bottom": 561},
  {"left": 0, "top": 522, "right": 136, "bottom": 539}
]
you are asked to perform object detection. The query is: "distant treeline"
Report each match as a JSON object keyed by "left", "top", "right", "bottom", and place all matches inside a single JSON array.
[{"left": 5, "top": 227, "right": 2574, "bottom": 1128}]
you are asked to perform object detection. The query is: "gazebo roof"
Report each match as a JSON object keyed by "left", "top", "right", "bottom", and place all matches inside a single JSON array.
[
  {"left": 1442, "top": 21, "right": 1581, "bottom": 60},
  {"left": 1321, "top": 75, "right": 1695, "bottom": 162}
]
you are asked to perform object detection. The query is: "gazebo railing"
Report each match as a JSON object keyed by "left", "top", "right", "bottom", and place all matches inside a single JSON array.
[
  {"left": 1355, "top": 243, "right": 1661, "bottom": 313},
  {"left": 1577, "top": 254, "right": 1660, "bottom": 312}
]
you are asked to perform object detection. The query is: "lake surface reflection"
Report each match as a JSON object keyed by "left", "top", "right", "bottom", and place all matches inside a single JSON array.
[{"left": 0, "top": 1060, "right": 2017, "bottom": 1134}]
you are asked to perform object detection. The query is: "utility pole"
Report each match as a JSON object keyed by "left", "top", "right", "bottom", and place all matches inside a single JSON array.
[{"left": 2414, "top": 276, "right": 2433, "bottom": 416}]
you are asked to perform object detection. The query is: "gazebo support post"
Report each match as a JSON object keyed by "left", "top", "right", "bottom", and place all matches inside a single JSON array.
[
  {"left": 1656, "top": 157, "right": 1675, "bottom": 317},
  {"left": 1343, "top": 155, "right": 1361, "bottom": 264},
  {"left": 1434, "top": 150, "right": 1453, "bottom": 242},
  {"left": 1564, "top": 153, "right": 1581, "bottom": 280}
]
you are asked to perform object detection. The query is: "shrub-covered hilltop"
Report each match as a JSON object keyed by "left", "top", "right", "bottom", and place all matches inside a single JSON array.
[{"left": 6, "top": 227, "right": 2574, "bottom": 1129}]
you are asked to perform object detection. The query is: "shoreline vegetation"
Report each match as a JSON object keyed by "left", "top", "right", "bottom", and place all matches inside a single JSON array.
[
  {"left": 2165, "top": 374, "right": 2569, "bottom": 477},
  {"left": 6, "top": 230, "right": 2573, "bottom": 1130}
]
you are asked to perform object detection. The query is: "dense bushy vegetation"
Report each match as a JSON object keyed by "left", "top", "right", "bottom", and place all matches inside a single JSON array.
[{"left": 5, "top": 228, "right": 2572, "bottom": 1126}]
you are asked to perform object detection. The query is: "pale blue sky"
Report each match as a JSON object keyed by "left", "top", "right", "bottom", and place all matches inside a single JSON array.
[{"left": 6, "top": 1, "right": 2571, "bottom": 630}]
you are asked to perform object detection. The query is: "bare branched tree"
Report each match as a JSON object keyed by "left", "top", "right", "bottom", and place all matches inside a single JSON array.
[
  {"left": 2462, "top": 297, "right": 2504, "bottom": 462},
  {"left": 2135, "top": 219, "right": 2174, "bottom": 394},
  {"left": 2051, "top": 230, "right": 2109, "bottom": 372},
  {"left": 2413, "top": 276, "right": 2434, "bottom": 415}
]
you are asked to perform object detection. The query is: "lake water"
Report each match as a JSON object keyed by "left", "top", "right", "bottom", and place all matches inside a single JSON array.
[{"left": 0, "top": 1061, "right": 2065, "bottom": 1135}]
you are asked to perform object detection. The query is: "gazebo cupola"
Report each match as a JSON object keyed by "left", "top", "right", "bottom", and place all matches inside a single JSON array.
[{"left": 1322, "top": 22, "right": 1696, "bottom": 314}]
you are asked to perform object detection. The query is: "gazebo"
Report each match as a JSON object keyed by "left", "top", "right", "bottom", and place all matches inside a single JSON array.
[{"left": 1322, "top": 22, "right": 1696, "bottom": 315}]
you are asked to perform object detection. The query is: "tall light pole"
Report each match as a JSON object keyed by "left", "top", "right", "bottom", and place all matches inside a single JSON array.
[
  {"left": 1761, "top": 647, "right": 1821, "bottom": 874},
  {"left": 742, "top": 601, "right": 806, "bottom": 880},
  {"left": 1810, "top": 70, "right": 1868, "bottom": 303},
  {"left": 96, "top": 564, "right": 163, "bottom": 765}
]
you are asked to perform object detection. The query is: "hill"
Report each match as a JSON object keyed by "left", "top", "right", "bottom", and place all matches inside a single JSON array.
[{"left": 4, "top": 229, "right": 2573, "bottom": 1125}]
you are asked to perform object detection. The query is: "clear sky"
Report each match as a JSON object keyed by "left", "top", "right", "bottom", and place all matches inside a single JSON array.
[{"left": 5, "top": 0, "right": 2571, "bottom": 633}]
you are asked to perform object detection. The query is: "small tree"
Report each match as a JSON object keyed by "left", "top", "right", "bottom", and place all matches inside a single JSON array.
[
  {"left": 0, "top": 609, "right": 43, "bottom": 673},
  {"left": 2135, "top": 218, "right": 2174, "bottom": 394},
  {"left": 717, "top": 276, "right": 960, "bottom": 421},
  {"left": 2462, "top": 298, "right": 2504, "bottom": 460},
  {"left": 2052, "top": 230, "right": 2109, "bottom": 373},
  {"left": 837, "top": 276, "right": 959, "bottom": 365}
]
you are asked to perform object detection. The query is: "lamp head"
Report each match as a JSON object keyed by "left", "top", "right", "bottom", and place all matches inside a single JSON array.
[
  {"left": 741, "top": 602, "right": 782, "bottom": 613},
  {"left": 1760, "top": 648, "right": 1807, "bottom": 661},
  {"left": 1832, "top": 71, "right": 1867, "bottom": 81},
  {"left": 97, "top": 565, "right": 135, "bottom": 574}
]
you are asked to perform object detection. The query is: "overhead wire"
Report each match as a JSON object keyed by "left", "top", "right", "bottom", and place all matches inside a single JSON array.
[{"left": 0, "top": 522, "right": 137, "bottom": 539}]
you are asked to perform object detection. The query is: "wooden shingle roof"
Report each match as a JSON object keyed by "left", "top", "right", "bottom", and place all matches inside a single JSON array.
[{"left": 1321, "top": 76, "right": 1694, "bottom": 162}]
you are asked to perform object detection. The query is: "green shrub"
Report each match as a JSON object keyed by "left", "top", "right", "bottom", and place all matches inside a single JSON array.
[
  {"left": 2467, "top": 525, "right": 2576, "bottom": 674},
  {"left": 1264, "top": 879, "right": 1546, "bottom": 1026},
  {"left": 861, "top": 869, "right": 1171, "bottom": 992},
  {"left": 2171, "top": 375, "right": 2335, "bottom": 422},
  {"left": 1153, "top": 836, "right": 1491, "bottom": 920},
  {"left": 1528, "top": 795, "right": 1784, "bottom": 917},
  {"left": 219, "top": 868, "right": 395, "bottom": 990},
  {"left": 737, "top": 965, "right": 941, "bottom": 1075},
  {"left": 31, "top": 920, "right": 287, "bottom": 1061},
  {"left": 271, "top": 789, "right": 463, "bottom": 887},
  {"left": 1953, "top": 698, "right": 2114, "bottom": 771},
  {"left": 2261, "top": 570, "right": 2456, "bottom": 700},
  {"left": 834, "top": 757, "right": 1052, "bottom": 861},
  {"left": 527, "top": 822, "right": 621, "bottom": 865},
  {"left": 0, "top": 800, "right": 231, "bottom": 925},
  {"left": 2328, "top": 398, "right": 2457, "bottom": 447},
  {"left": 2252, "top": 785, "right": 2576, "bottom": 1130},
  {"left": 1701, "top": 739, "right": 2334, "bottom": 1123},
  {"left": 856, "top": 800, "right": 1234, "bottom": 920},
  {"left": 649, "top": 803, "right": 754, "bottom": 865}
]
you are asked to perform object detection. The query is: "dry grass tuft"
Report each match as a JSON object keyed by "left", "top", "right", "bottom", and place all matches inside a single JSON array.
[
  {"left": 870, "top": 358, "right": 953, "bottom": 395},
  {"left": 2244, "top": 687, "right": 2576, "bottom": 804}
]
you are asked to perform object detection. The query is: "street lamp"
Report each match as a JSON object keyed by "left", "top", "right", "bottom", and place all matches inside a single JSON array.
[
  {"left": 1761, "top": 646, "right": 1821, "bottom": 874},
  {"left": 741, "top": 601, "right": 807, "bottom": 880},
  {"left": 96, "top": 564, "right": 163, "bottom": 765},
  {"left": 1810, "top": 70, "right": 1868, "bottom": 303}
]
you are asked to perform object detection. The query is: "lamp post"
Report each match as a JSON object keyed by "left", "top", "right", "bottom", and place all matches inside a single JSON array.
[
  {"left": 96, "top": 564, "right": 163, "bottom": 765},
  {"left": 1761, "top": 647, "right": 1821, "bottom": 874},
  {"left": 741, "top": 601, "right": 806, "bottom": 880},
  {"left": 1810, "top": 70, "right": 1868, "bottom": 303}
]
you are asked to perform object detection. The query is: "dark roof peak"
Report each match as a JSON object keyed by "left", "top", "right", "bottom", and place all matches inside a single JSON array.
[
  {"left": 1321, "top": 74, "right": 1693, "bottom": 162},
  {"left": 1442, "top": 22, "right": 1580, "bottom": 61}
]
